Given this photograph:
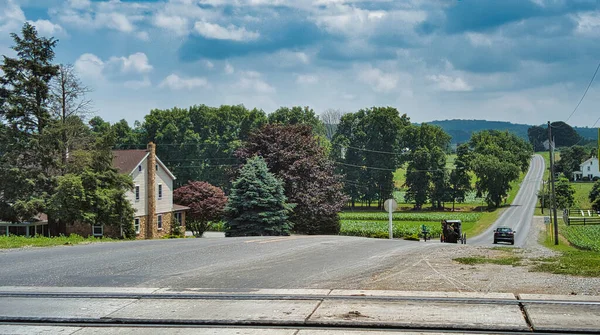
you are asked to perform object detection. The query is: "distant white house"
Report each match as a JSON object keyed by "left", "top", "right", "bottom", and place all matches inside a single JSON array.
[{"left": 573, "top": 157, "right": 600, "bottom": 181}]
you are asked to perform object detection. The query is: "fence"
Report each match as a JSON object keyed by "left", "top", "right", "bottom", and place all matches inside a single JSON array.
[{"left": 563, "top": 209, "right": 600, "bottom": 226}]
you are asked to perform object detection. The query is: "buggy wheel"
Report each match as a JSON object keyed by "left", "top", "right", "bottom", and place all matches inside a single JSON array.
[{"left": 463, "top": 233, "right": 467, "bottom": 244}]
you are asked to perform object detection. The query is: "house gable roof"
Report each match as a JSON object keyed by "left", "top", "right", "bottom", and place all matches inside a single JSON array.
[
  {"left": 113, "top": 150, "right": 148, "bottom": 174},
  {"left": 580, "top": 157, "right": 598, "bottom": 167},
  {"left": 112, "top": 149, "right": 177, "bottom": 180}
]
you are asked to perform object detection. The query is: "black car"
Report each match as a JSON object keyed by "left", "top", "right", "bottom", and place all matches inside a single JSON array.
[{"left": 493, "top": 227, "right": 515, "bottom": 245}]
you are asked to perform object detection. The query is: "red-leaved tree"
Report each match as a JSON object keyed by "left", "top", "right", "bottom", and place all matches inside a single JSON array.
[
  {"left": 174, "top": 181, "right": 227, "bottom": 237},
  {"left": 236, "top": 124, "right": 347, "bottom": 234}
]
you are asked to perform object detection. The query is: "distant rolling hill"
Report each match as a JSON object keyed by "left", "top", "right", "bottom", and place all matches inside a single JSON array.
[{"left": 425, "top": 119, "right": 597, "bottom": 145}]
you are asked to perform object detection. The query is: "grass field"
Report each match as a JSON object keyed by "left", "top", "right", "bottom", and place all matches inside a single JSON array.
[
  {"left": 572, "top": 182, "right": 593, "bottom": 209},
  {"left": 0, "top": 234, "right": 117, "bottom": 249},
  {"left": 532, "top": 231, "right": 600, "bottom": 277}
]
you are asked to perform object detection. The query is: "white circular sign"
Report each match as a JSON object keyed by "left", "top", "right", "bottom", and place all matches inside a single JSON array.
[{"left": 384, "top": 198, "right": 398, "bottom": 212}]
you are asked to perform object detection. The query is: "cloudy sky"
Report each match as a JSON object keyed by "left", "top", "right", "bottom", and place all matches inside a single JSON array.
[{"left": 1, "top": 0, "right": 599, "bottom": 127}]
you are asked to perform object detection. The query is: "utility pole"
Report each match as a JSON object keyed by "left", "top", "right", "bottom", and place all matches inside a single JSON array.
[{"left": 548, "top": 121, "right": 559, "bottom": 245}]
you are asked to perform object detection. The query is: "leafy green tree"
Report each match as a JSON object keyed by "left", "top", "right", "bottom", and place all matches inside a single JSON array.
[
  {"left": 332, "top": 107, "right": 411, "bottom": 208},
  {"left": 467, "top": 130, "right": 532, "bottom": 209},
  {"left": 402, "top": 123, "right": 452, "bottom": 210},
  {"left": 449, "top": 144, "right": 472, "bottom": 211},
  {"left": 224, "top": 156, "right": 293, "bottom": 237},
  {"left": 528, "top": 122, "right": 581, "bottom": 150},
  {"left": 554, "top": 177, "right": 575, "bottom": 209},
  {"left": 237, "top": 124, "right": 347, "bottom": 234},
  {"left": 173, "top": 181, "right": 228, "bottom": 237},
  {"left": 589, "top": 180, "right": 600, "bottom": 211},
  {"left": 429, "top": 147, "right": 450, "bottom": 209},
  {"left": 48, "top": 133, "right": 136, "bottom": 238},
  {"left": 331, "top": 112, "right": 366, "bottom": 207},
  {"left": 527, "top": 125, "right": 547, "bottom": 152},
  {"left": 404, "top": 147, "right": 430, "bottom": 209},
  {"left": 556, "top": 145, "right": 588, "bottom": 180},
  {"left": 471, "top": 154, "right": 520, "bottom": 208},
  {"left": 470, "top": 130, "right": 532, "bottom": 172},
  {"left": 89, "top": 116, "right": 111, "bottom": 136},
  {"left": 268, "top": 106, "right": 326, "bottom": 136}
]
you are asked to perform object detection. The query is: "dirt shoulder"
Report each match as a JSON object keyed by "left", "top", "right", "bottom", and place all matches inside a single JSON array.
[{"left": 362, "top": 217, "right": 600, "bottom": 296}]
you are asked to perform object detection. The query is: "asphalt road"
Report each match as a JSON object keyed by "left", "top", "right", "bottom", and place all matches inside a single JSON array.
[
  {"left": 470, "top": 154, "right": 545, "bottom": 247},
  {"left": 0, "top": 234, "right": 436, "bottom": 288},
  {"left": 0, "top": 155, "right": 544, "bottom": 288}
]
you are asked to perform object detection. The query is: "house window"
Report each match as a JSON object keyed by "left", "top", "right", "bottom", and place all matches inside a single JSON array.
[
  {"left": 175, "top": 212, "right": 182, "bottom": 225},
  {"left": 588, "top": 166, "right": 591, "bottom": 171},
  {"left": 138, "top": 165, "right": 142, "bottom": 172},
  {"left": 92, "top": 224, "right": 103, "bottom": 237},
  {"left": 134, "top": 218, "right": 140, "bottom": 234},
  {"left": 157, "top": 215, "right": 163, "bottom": 230},
  {"left": 158, "top": 184, "right": 163, "bottom": 199},
  {"left": 135, "top": 185, "right": 140, "bottom": 201}
]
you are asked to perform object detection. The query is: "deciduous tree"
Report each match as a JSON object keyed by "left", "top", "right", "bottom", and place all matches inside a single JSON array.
[
  {"left": 237, "top": 124, "right": 347, "bottom": 234},
  {"left": 174, "top": 181, "right": 227, "bottom": 237}
]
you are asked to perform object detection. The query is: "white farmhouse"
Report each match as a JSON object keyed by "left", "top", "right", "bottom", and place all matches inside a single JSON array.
[
  {"left": 573, "top": 157, "right": 600, "bottom": 181},
  {"left": 66, "top": 142, "right": 188, "bottom": 239}
]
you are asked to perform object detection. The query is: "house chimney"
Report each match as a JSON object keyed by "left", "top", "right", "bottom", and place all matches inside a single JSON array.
[{"left": 146, "top": 142, "right": 156, "bottom": 239}]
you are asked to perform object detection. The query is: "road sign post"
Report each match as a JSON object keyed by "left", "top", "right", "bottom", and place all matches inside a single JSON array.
[{"left": 384, "top": 199, "right": 398, "bottom": 239}]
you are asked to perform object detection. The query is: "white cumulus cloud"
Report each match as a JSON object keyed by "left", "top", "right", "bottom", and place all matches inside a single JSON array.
[
  {"left": 74, "top": 53, "right": 105, "bottom": 80},
  {"left": 194, "top": 21, "right": 259, "bottom": 41},
  {"left": 428, "top": 75, "right": 473, "bottom": 92},
  {"left": 0, "top": 0, "right": 25, "bottom": 34},
  {"left": 159, "top": 74, "right": 210, "bottom": 90},
  {"left": 29, "top": 19, "right": 66, "bottom": 37},
  {"left": 358, "top": 66, "right": 398, "bottom": 93},
  {"left": 108, "top": 52, "right": 153, "bottom": 74},
  {"left": 154, "top": 13, "right": 189, "bottom": 36},
  {"left": 224, "top": 62, "right": 234, "bottom": 74}
]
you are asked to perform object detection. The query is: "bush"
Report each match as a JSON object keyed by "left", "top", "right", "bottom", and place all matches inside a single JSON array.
[{"left": 187, "top": 221, "right": 212, "bottom": 237}]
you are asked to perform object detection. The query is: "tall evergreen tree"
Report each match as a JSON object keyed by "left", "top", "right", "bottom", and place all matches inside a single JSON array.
[
  {"left": 0, "top": 23, "right": 60, "bottom": 223},
  {"left": 224, "top": 156, "right": 293, "bottom": 237}
]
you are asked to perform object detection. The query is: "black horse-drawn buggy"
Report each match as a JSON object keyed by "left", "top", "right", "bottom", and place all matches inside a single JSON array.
[{"left": 440, "top": 219, "right": 466, "bottom": 244}]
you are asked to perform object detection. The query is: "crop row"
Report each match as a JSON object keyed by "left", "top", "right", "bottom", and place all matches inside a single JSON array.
[
  {"left": 340, "top": 220, "right": 441, "bottom": 239},
  {"left": 339, "top": 212, "right": 482, "bottom": 222},
  {"left": 562, "top": 225, "right": 600, "bottom": 252}
]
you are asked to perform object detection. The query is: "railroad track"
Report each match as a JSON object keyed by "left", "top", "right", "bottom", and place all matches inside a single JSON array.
[{"left": 1, "top": 290, "right": 599, "bottom": 334}]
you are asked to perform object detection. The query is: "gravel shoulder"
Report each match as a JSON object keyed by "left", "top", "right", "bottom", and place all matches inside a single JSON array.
[{"left": 361, "top": 216, "right": 600, "bottom": 296}]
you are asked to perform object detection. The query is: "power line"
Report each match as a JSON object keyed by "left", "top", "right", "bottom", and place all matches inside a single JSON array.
[{"left": 565, "top": 60, "right": 600, "bottom": 123}]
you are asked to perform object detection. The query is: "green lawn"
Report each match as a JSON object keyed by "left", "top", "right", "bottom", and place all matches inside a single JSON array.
[
  {"left": 531, "top": 232, "right": 600, "bottom": 277},
  {"left": 572, "top": 182, "right": 593, "bottom": 209},
  {"left": 0, "top": 234, "right": 118, "bottom": 249}
]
